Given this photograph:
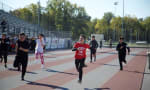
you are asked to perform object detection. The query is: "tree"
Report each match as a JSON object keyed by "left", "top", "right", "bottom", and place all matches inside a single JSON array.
[
  {"left": 142, "top": 17, "right": 150, "bottom": 42},
  {"left": 10, "top": 0, "right": 150, "bottom": 42},
  {"left": 94, "top": 12, "right": 114, "bottom": 40},
  {"left": 103, "top": 12, "right": 114, "bottom": 25}
]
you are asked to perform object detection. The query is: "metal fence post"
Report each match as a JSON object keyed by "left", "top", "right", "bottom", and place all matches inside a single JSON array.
[{"left": 148, "top": 51, "right": 150, "bottom": 69}]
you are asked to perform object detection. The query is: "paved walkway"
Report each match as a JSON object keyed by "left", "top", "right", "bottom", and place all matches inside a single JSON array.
[{"left": 0, "top": 48, "right": 149, "bottom": 90}]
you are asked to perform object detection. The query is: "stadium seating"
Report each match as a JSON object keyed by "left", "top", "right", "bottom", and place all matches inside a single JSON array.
[{"left": 0, "top": 10, "right": 46, "bottom": 37}]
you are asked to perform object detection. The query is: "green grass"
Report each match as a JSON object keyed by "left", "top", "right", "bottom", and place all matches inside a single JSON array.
[{"left": 104, "top": 41, "right": 150, "bottom": 48}]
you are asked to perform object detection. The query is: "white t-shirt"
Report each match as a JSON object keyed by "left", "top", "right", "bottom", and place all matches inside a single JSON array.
[{"left": 35, "top": 39, "right": 45, "bottom": 53}]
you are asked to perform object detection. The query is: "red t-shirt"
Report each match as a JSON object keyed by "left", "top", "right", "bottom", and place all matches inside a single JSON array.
[{"left": 74, "top": 42, "right": 90, "bottom": 59}]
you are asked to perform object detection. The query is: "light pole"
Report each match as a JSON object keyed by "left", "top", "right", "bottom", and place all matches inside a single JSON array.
[
  {"left": 38, "top": 0, "right": 40, "bottom": 25},
  {"left": 37, "top": 0, "right": 41, "bottom": 34},
  {"left": 114, "top": 2, "right": 118, "bottom": 41},
  {"left": 122, "top": 0, "right": 124, "bottom": 37},
  {"left": 114, "top": 2, "right": 118, "bottom": 13}
]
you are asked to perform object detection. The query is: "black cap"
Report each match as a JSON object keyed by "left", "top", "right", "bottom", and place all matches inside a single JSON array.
[{"left": 20, "top": 33, "right": 25, "bottom": 36}]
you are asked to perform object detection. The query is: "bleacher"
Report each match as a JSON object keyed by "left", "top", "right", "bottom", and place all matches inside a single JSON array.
[{"left": 0, "top": 10, "right": 46, "bottom": 37}]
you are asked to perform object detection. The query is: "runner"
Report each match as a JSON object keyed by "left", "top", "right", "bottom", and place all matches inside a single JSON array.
[
  {"left": 116, "top": 37, "right": 130, "bottom": 70},
  {"left": 35, "top": 34, "right": 46, "bottom": 69},
  {"left": 99, "top": 40, "right": 102, "bottom": 49},
  {"left": 72, "top": 34, "right": 90, "bottom": 83},
  {"left": 109, "top": 39, "right": 112, "bottom": 48},
  {"left": 0, "top": 34, "right": 10, "bottom": 68},
  {"left": 15, "top": 33, "right": 29, "bottom": 80},
  {"left": 89, "top": 36, "right": 98, "bottom": 63}
]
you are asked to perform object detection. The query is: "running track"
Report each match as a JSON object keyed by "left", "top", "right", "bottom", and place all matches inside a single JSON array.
[{"left": 0, "top": 48, "right": 147, "bottom": 90}]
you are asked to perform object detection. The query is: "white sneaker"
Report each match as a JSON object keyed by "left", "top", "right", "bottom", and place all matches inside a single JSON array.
[{"left": 41, "top": 64, "right": 45, "bottom": 69}]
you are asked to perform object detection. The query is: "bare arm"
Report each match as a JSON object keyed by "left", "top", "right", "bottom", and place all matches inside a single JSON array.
[
  {"left": 15, "top": 43, "right": 18, "bottom": 53},
  {"left": 19, "top": 47, "right": 29, "bottom": 52}
]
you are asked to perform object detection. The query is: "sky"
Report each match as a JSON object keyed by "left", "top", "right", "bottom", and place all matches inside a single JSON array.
[{"left": 1, "top": 0, "right": 150, "bottom": 19}]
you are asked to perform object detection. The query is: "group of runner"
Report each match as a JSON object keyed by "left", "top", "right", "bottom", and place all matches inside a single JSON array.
[
  {"left": 0, "top": 33, "right": 130, "bottom": 83},
  {"left": 72, "top": 34, "right": 130, "bottom": 83},
  {"left": 0, "top": 33, "right": 45, "bottom": 80}
]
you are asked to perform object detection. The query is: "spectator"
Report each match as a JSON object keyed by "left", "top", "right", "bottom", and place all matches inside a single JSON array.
[{"left": 1, "top": 19, "right": 7, "bottom": 32}]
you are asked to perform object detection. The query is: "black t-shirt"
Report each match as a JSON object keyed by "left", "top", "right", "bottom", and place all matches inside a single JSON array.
[
  {"left": 116, "top": 42, "right": 130, "bottom": 54},
  {"left": 1, "top": 20, "right": 7, "bottom": 29},
  {"left": 0, "top": 38, "right": 10, "bottom": 51},
  {"left": 17, "top": 40, "right": 29, "bottom": 56},
  {"left": 1, "top": 20, "right": 6, "bottom": 26},
  {"left": 90, "top": 40, "right": 98, "bottom": 49}
]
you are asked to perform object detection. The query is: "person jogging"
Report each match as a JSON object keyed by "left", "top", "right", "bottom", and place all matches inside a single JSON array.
[
  {"left": 99, "top": 40, "right": 102, "bottom": 49},
  {"left": 72, "top": 34, "right": 90, "bottom": 83},
  {"left": 0, "top": 34, "right": 10, "bottom": 68},
  {"left": 35, "top": 34, "right": 46, "bottom": 69},
  {"left": 109, "top": 39, "right": 112, "bottom": 48},
  {"left": 89, "top": 36, "right": 98, "bottom": 63},
  {"left": 16, "top": 33, "right": 29, "bottom": 80},
  {"left": 116, "top": 37, "right": 130, "bottom": 70}
]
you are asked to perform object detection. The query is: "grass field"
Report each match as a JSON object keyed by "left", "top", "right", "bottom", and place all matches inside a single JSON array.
[{"left": 104, "top": 41, "right": 150, "bottom": 48}]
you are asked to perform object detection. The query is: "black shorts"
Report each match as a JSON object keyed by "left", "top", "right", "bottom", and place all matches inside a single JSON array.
[
  {"left": 91, "top": 49, "right": 96, "bottom": 54},
  {"left": 75, "top": 58, "right": 85, "bottom": 68},
  {"left": 119, "top": 54, "right": 126, "bottom": 61}
]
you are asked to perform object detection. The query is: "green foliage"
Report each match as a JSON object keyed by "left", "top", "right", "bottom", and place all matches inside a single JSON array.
[
  {"left": 10, "top": 0, "right": 150, "bottom": 42},
  {"left": 11, "top": 0, "right": 91, "bottom": 40}
]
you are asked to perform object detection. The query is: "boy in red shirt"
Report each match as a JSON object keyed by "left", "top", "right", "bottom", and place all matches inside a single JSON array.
[{"left": 72, "top": 34, "right": 90, "bottom": 83}]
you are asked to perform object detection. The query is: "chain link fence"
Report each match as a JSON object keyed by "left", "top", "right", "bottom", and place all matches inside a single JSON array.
[{"left": 0, "top": 6, "right": 72, "bottom": 50}]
